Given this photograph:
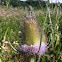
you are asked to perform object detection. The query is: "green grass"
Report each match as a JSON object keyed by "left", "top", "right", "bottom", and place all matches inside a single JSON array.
[{"left": 0, "top": 6, "right": 62, "bottom": 62}]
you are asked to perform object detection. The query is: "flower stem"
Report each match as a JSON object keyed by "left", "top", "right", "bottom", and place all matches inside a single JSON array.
[{"left": 30, "top": 56, "right": 36, "bottom": 62}]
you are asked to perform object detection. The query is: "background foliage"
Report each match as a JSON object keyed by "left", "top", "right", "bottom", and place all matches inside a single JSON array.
[{"left": 0, "top": 0, "right": 62, "bottom": 62}]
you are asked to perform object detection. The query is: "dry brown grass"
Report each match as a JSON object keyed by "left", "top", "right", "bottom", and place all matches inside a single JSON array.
[{"left": 0, "top": 5, "right": 25, "bottom": 18}]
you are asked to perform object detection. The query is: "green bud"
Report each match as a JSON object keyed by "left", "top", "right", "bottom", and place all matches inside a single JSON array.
[{"left": 22, "top": 16, "right": 41, "bottom": 46}]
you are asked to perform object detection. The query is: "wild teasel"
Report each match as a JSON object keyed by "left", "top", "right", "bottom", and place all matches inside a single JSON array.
[{"left": 18, "top": 6, "right": 47, "bottom": 55}]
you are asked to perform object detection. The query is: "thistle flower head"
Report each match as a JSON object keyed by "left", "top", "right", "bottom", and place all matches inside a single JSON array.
[
  {"left": 18, "top": 15, "right": 48, "bottom": 55},
  {"left": 18, "top": 8, "right": 47, "bottom": 55},
  {"left": 22, "top": 16, "right": 41, "bottom": 45}
]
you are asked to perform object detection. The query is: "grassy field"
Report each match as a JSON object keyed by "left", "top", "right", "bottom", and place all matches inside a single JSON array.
[{"left": 0, "top": 5, "right": 62, "bottom": 62}]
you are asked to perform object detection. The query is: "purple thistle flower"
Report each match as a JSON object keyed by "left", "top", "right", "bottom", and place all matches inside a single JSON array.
[
  {"left": 18, "top": 42, "right": 47, "bottom": 55},
  {"left": 18, "top": 9, "right": 48, "bottom": 55}
]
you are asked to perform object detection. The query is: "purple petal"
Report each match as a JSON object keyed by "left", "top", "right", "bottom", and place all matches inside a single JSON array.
[
  {"left": 18, "top": 42, "right": 47, "bottom": 55},
  {"left": 38, "top": 42, "right": 47, "bottom": 55}
]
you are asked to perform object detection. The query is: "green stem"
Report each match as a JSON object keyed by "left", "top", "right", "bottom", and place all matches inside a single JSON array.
[
  {"left": 2, "top": 27, "right": 9, "bottom": 47},
  {"left": 37, "top": 4, "right": 48, "bottom": 62},
  {"left": 30, "top": 56, "right": 35, "bottom": 62},
  {"left": 4, "top": 27, "right": 9, "bottom": 41},
  {"left": 9, "top": 42, "right": 17, "bottom": 52},
  {"left": 37, "top": 55, "right": 41, "bottom": 62}
]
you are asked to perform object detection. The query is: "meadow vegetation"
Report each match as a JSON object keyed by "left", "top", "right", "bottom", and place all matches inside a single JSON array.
[{"left": 0, "top": 2, "right": 62, "bottom": 62}]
